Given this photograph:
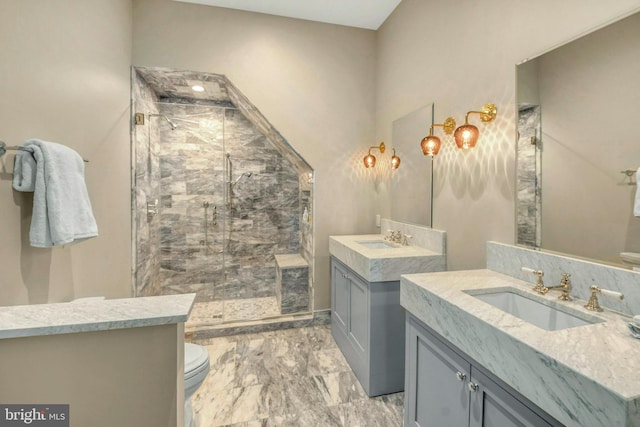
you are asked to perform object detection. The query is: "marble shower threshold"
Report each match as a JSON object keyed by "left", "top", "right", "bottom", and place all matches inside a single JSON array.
[{"left": 186, "top": 309, "right": 330, "bottom": 339}]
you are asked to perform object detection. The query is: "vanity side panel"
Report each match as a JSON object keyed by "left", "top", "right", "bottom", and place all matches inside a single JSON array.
[
  {"left": 368, "top": 281, "right": 405, "bottom": 396},
  {"left": 331, "top": 258, "right": 350, "bottom": 334},
  {"left": 0, "top": 324, "right": 181, "bottom": 427}
]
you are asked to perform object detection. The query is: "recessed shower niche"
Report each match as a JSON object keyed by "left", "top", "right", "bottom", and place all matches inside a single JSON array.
[{"left": 131, "top": 66, "right": 314, "bottom": 329}]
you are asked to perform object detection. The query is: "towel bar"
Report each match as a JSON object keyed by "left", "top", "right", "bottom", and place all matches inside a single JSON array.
[
  {"left": 0, "top": 140, "right": 89, "bottom": 162},
  {"left": 621, "top": 168, "right": 638, "bottom": 186}
]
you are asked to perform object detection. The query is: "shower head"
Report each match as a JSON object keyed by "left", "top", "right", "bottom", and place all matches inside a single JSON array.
[{"left": 149, "top": 114, "right": 178, "bottom": 130}]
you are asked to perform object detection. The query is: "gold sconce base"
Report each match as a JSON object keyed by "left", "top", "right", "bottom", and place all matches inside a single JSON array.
[
  {"left": 442, "top": 117, "right": 456, "bottom": 134},
  {"left": 479, "top": 103, "right": 498, "bottom": 123}
]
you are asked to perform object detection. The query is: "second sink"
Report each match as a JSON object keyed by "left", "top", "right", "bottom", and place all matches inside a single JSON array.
[
  {"left": 465, "top": 287, "right": 604, "bottom": 331},
  {"left": 356, "top": 240, "right": 397, "bottom": 249}
]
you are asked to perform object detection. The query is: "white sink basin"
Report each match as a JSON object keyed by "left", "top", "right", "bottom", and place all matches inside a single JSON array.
[
  {"left": 465, "top": 288, "right": 604, "bottom": 331},
  {"left": 356, "top": 240, "right": 397, "bottom": 249}
]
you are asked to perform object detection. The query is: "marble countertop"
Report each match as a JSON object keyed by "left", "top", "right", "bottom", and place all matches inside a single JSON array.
[
  {"left": 329, "top": 234, "right": 445, "bottom": 282},
  {"left": 400, "top": 269, "right": 640, "bottom": 427},
  {"left": 0, "top": 294, "right": 196, "bottom": 339}
]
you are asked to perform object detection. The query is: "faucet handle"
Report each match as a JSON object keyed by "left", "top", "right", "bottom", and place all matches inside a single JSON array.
[
  {"left": 402, "top": 234, "right": 413, "bottom": 246},
  {"left": 521, "top": 267, "right": 543, "bottom": 278},
  {"left": 521, "top": 267, "right": 546, "bottom": 294},
  {"left": 599, "top": 287, "right": 624, "bottom": 301},
  {"left": 585, "top": 285, "right": 624, "bottom": 312}
]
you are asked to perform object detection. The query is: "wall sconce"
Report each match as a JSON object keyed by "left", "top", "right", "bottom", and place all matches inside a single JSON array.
[
  {"left": 363, "top": 142, "right": 400, "bottom": 169},
  {"left": 363, "top": 142, "right": 385, "bottom": 168},
  {"left": 454, "top": 103, "right": 497, "bottom": 150},
  {"left": 390, "top": 149, "right": 401, "bottom": 169},
  {"left": 420, "top": 117, "right": 456, "bottom": 157}
]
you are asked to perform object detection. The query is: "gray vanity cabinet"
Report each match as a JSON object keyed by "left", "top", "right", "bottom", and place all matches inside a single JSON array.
[
  {"left": 405, "top": 314, "right": 560, "bottom": 427},
  {"left": 330, "top": 257, "right": 405, "bottom": 397}
]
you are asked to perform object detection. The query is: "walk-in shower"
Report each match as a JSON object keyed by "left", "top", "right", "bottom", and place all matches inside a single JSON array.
[{"left": 131, "top": 66, "right": 314, "bottom": 332}]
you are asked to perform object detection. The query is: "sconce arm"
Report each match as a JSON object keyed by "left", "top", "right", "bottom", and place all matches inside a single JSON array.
[
  {"left": 430, "top": 117, "right": 457, "bottom": 135},
  {"left": 465, "top": 103, "right": 497, "bottom": 123},
  {"left": 368, "top": 141, "right": 386, "bottom": 154}
]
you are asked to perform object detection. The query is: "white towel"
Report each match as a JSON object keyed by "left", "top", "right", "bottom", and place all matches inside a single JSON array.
[
  {"left": 636, "top": 168, "right": 640, "bottom": 217},
  {"left": 25, "top": 139, "right": 98, "bottom": 247},
  {"left": 12, "top": 150, "right": 37, "bottom": 192}
]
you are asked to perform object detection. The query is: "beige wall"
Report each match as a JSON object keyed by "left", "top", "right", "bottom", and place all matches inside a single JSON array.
[
  {"left": 376, "top": 0, "right": 640, "bottom": 270},
  {"left": 0, "top": 0, "right": 133, "bottom": 306},
  {"left": 132, "top": 0, "right": 377, "bottom": 310},
  {"left": 5, "top": 0, "right": 639, "bottom": 309},
  {"left": 0, "top": 324, "right": 183, "bottom": 427}
]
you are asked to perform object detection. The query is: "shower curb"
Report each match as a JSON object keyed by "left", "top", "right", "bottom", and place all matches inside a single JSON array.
[{"left": 186, "top": 310, "right": 330, "bottom": 339}]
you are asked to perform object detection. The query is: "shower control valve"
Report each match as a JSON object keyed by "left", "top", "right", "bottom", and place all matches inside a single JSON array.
[{"left": 146, "top": 199, "right": 159, "bottom": 220}]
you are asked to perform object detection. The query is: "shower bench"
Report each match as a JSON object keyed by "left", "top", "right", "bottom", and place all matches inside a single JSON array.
[{"left": 275, "top": 254, "right": 310, "bottom": 314}]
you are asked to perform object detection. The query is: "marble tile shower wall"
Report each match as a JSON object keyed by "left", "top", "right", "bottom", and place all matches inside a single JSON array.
[
  {"left": 132, "top": 71, "right": 162, "bottom": 297},
  {"left": 156, "top": 101, "right": 301, "bottom": 303},
  {"left": 299, "top": 176, "right": 313, "bottom": 286},
  {"left": 516, "top": 106, "right": 541, "bottom": 248}
]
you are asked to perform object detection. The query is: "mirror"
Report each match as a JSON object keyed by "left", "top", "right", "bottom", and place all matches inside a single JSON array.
[
  {"left": 516, "top": 10, "right": 640, "bottom": 268},
  {"left": 391, "top": 103, "right": 434, "bottom": 227}
]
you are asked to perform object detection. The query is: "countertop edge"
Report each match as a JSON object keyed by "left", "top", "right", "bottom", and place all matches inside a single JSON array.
[
  {"left": 0, "top": 294, "right": 196, "bottom": 340},
  {"left": 329, "top": 235, "right": 446, "bottom": 282}
]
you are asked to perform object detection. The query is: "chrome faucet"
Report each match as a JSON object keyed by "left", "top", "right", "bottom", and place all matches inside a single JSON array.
[{"left": 546, "top": 273, "right": 572, "bottom": 301}]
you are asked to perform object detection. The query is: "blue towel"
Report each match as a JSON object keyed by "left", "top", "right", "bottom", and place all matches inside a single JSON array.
[
  {"left": 24, "top": 139, "right": 98, "bottom": 247},
  {"left": 12, "top": 150, "right": 37, "bottom": 192}
]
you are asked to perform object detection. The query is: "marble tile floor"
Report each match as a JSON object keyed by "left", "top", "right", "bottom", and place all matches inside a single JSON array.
[{"left": 190, "top": 325, "right": 404, "bottom": 426}]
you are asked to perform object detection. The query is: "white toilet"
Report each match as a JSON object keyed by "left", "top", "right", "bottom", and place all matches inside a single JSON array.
[
  {"left": 184, "top": 343, "right": 210, "bottom": 427},
  {"left": 620, "top": 252, "right": 640, "bottom": 271}
]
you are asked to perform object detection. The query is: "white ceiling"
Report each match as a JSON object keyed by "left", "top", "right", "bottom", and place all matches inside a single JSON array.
[{"left": 174, "top": 0, "right": 402, "bottom": 30}]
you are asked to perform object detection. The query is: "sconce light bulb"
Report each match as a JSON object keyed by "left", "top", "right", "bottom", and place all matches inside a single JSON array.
[
  {"left": 363, "top": 153, "right": 376, "bottom": 168},
  {"left": 391, "top": 152, "right": 401, "bottom": 169},
  {"left": 454, "top": 124, "right": 479, "bottom": 150},
  {"left": 421, "top": 135, "right": 441, "bottom": 157}
]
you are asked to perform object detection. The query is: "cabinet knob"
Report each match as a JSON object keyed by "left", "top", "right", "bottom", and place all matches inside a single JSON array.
[
  {"left": 467, "top": 382, "right": 479, "bottom": 392},
  {"left": 455, "top": 371, "right": 466, "bottom": 382}
]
